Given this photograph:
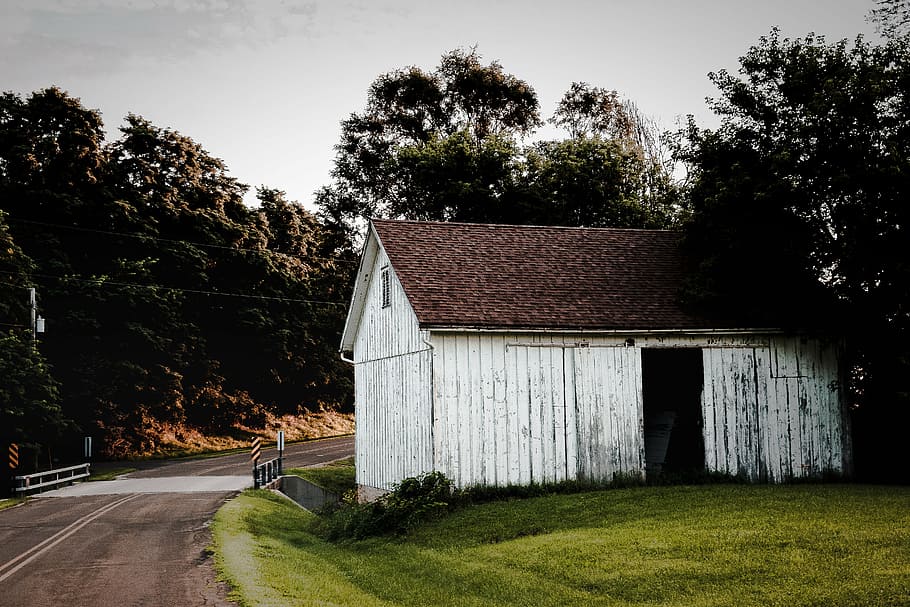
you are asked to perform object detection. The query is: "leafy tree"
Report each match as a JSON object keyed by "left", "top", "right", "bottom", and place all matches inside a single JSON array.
[
  {"left": 0, "top": 211, "right": 33, "bottom": 325},
  {"left": 551, "top": 81, "right": 636, "bottom": 140},
  {"left": 318, "top": 51, "right": 679, "bottom": 232},
  {"left": 872, "top": 0, "right": 910, "bottom": 38},
  {"left": 0, "top": 330, "right": 69, "bottom": 447},
  {"left": 523, "top": 136, "right": 672, "bottom": 228},
  {"left": 549, "top": 82, "right": 680, "bottom": 222},
  {"left": 676, "top": 29, "right": 910, "bottom": 479},
  {"left": 1, "top": 89, "right": 356, "bottom": 455},
  {"left": 318, "top": 48, "right": 541, "bottom": 230},
  {"left": 391, "top": 131, "right": 524, "bottom": 223}
]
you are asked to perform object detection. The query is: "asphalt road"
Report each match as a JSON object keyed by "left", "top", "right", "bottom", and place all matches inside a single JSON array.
[
  {"left": 122, "top": 434, "right": 355, "bottom": 478},
  {"left": 0, "top": 435, "right": 354, "bottom": 607}
]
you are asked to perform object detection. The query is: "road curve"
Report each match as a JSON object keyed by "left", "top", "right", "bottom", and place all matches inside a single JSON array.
[
  {"left": 0, "top": 435, "right": 354, "bottom": 606},
  {"left": 115, "top": 434, "right": 355, "bottom": 478}
]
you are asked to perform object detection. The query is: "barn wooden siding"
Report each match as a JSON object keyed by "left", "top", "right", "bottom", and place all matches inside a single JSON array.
[
  {"left": 430, "top": 333, "right": 849, "bottom": 488},
  {"left": 351, "top": 245, "right": 433, "bottom": 492},
  {"left": 702, "top": 336, "right": 851, "bottom": 481},
  {"left": 349, "top": 245, "right": 849, "bottom": 491},
  {"left": 432, "top": 333, "right": 645, "bottom": 486}
]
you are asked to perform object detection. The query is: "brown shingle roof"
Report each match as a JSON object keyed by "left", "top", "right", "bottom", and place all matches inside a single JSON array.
[{"left": 372, "top": 219, "right": 723, "bottom": 331}]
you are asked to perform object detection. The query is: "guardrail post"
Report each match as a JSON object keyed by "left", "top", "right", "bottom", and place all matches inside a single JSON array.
[{"left": 277, "top": 430, "right": 284, "bottom": 476}]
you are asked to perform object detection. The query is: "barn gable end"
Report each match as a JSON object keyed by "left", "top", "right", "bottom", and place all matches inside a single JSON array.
[{"left": 342, "top": 224, "right": 433, "bottom": 494}]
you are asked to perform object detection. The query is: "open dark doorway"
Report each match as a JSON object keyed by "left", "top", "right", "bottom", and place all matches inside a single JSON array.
[{"left": 642, "top": 348, "right": 705, "bottom": 477}]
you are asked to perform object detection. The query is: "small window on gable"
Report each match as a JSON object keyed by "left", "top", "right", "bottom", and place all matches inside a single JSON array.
[{"left": 381, "top": 266, "right": 391, "bottom": 308}]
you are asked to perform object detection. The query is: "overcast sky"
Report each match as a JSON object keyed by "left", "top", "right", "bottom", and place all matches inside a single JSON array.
[{"left": 1, "top": 0, "right": 880, "bottom": 209}]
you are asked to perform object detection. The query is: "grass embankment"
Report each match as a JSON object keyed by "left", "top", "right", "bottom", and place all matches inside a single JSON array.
[
  {"left": 212, "top": 484, "right": 910, "bottom": 607},
  {"left": 0, "top": 497, "right": 25, "bottom": 511},
  {"left": 124, "top": 409, "right": 354, "bottom": 459},
  {"left": 88, "top": 467, "right": 137, "bottom": 481},
  {"left": 286, "top": 457, "right": 355, "bottom": 495}
]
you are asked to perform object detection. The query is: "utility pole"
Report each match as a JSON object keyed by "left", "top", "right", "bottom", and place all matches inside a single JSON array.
[
  {"left": 28, "top": 287, "right": 36, "bottom": 346},
  {"left": 28, "top": 287, "right": 45, "bottom": 347}
]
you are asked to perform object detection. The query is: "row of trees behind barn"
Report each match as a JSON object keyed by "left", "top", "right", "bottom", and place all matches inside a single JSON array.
[{"left": 2, "top": 6, "right": 908, "bottom": 480}]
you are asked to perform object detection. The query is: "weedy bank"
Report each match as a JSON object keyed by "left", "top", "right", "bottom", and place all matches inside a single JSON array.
[{"left": 213, "top": 483, "right": 909, "bottom": 606}]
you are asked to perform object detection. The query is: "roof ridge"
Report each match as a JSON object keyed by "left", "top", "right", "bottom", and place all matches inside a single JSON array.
[{"left": 369, "top": 217, "right": 678, "bottom": 234}]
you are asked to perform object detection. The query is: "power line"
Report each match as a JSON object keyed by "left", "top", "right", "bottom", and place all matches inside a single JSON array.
[
  {"left": 0, "top": 270, "right": 349, "bottom": 307},
  {"left": 3, "top": 215, "right": 358, "bottom": 266}
]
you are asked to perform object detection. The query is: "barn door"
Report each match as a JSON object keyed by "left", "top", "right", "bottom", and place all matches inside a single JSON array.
[
  {"left": 511, "top": 346, "right": 573, "bottom": 484},
  {"left": 571, "top": 346, "right": 644, "bottom": 482},
  {"left": 508, "top": 345, "right": 644, "bottom": 485}
]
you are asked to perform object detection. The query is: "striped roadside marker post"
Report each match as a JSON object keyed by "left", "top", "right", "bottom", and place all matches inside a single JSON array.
[
  {"left": 8, "top": 444, "right": 18, "bottom": 497},
  {"left": 251, "top": 437, "right": 262, "bottom": 489}
]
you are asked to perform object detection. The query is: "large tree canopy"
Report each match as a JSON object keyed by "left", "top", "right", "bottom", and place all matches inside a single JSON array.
[
  {"left": 319, "top": 48, "right": 540, "bottom": 227},
  {"left": 0, "top": 88, "right": 355, "bottom": 458},
  {"left": 318, "top": 49, "right": 678, "bottom": 232},
  {"left": 679, "top": 29, "right": 909, "bottom": 330},
  {"left": 676, "top": 28, "right": 910, "bottom": 479}
]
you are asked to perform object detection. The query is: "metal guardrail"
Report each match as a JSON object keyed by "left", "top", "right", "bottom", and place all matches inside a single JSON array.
[
  {"left": 254, "top": 457, "right": 281, "bottom": 489},
  {"left": 13, "top": 463, "right": 91, "bottom": 494}
]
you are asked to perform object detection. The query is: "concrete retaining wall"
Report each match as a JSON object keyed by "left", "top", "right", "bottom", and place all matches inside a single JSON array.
[{"left": 278, "top": 476, "right": 339, "bottom": 511}]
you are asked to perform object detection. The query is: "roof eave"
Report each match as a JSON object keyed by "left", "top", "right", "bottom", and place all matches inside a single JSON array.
[
  {"left": 420, "top": 325, "right": 790, "bottom": 335},
  {"left": 339, "top": 222, "right": 381, "bottom": 353}
]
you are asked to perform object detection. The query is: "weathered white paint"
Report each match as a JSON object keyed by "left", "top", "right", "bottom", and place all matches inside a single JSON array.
[
  {"left": 354, "top": 351, "right": 433, "bottom": 491},
  {"left": 427, "top": 332, "right": 848, "bottom": 488},
  {"left": 434, "top": 335, "right": 646, "bottom": 487},
  {"left": 701, "top": 336, "right": 850, "bottom": 481},
  {"left": 572, "top": 346, "right": 644, "bottom": 482},
  {"left": 344, "top": 237, "right": 849, "bottom": 490},
  {"left": 350, "top": 242, "right": 433, "bottom": 493}
]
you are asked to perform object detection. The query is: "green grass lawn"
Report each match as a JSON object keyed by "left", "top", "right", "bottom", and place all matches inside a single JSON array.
[{"left": 213, "top": 484, "right": 910, "bottom": 607}]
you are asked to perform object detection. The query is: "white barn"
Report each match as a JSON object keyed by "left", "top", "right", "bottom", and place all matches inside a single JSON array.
[{"left": 340, "top": 219, "right": 852, "bottom": 495}]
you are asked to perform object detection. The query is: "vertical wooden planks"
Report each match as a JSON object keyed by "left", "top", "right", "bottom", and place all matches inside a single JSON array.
[
  {"left": 516, "top": 344, "right": 532, "bottom": 485},
  {"left": 701, "top": 347, "right": 766, "bottom": 480},
  {"left": 353, "top": 350, "right": 433, "bottom": 491},
  {"left": 490, "top": 334, "right": 507, "bottom": 485},
  {"left": 480, "top": 335, "right": 493, "bottom": 484},
  {"left": 505, "top": 342, "right": 520, "bottom": 485},
  {"left": 441, "top": 334, "right": 459, "bottom": 484},
  {"left": 738, "top": 348, "right": 759, "bottom": 478},
  {"left": 412, "top": 332, "right": 847, "bottom": 491},
  {"left": 567, "top": 346, "right": 643, "bottom": 482},
  {"left": 753, "top": 347, "right": 778, "bottom": 481},
  {"left": 552, "top": 348, "right": 568, "bottom": 483},
  {"left": 468, "top": 333, "right": 484, "bottom": 485},
  {"left": 701, "top": 349, "right": 718, "bottom": 473},
  {"left": 460, "top": 336, "right": 474, "bottom": 486},
  {"left": 705, "top": 349, "right": 732, "bottom": 475},
  {"left": 542, "top": 346, "right": 557, "bottom": 483},
  {"left": 630, "top": 348, "right": 645, "bottom": 475},
  {"left": 605, "top": 348, "right": 620, "bottom": 476},
  {"left": 818, "top": 339, "right": 839, "bottom": 474},
  {"left": 574, "top": 347, "right": 597, "bottom": 480},
  {"left": 527, "top": 346, "right": 543, "bottom": 483},
  {"left": 564, "top": 348, "right": 578, "bottom": 481},
  {"left": 677, "top": 339, "right": 834, "bottom": 483}
]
